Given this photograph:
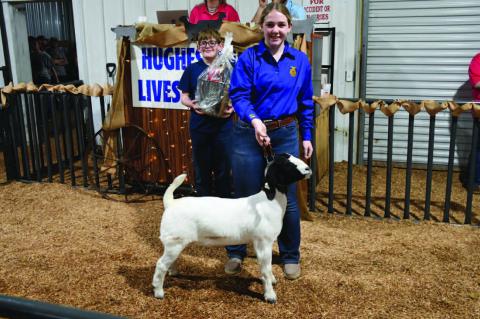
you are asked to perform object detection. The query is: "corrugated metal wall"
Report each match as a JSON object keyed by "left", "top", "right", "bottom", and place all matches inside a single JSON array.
[
  {"left": 25, "top": 0, "right": 75, "bottom": 41},
  {"left": 363, "top": 0, "right": 480, "bottom": 167}
]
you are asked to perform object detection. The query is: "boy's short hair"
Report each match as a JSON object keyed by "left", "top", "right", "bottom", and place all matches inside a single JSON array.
[{"left": 197, "top": 28, "right": 224, "bottom": 43}]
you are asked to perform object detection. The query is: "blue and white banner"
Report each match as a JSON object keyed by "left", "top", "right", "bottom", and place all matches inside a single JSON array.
[{"left": 130, "top": 44, "right": 201, "bottom": 109}]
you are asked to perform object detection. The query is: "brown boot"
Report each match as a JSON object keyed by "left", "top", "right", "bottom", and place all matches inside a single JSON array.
[
  {"left": 283, "top": 264, "right": 301, "bottom": 280},
  {"left": 224, "top": 258, "right": 242, "bottom": 275}
]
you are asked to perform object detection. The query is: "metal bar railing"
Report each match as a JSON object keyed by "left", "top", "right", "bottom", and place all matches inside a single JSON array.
[
  {"left": 328, "top": 97, "right": 479, "bottom": 225},
  {"left": 50, "top": 94, "right": 65, "bottom": 183},
  {"left": 365, "top": 111, "right": 374, "bottom": 217},
  {"left": 403, "top": 114, "right": 415, "bottom": 219},
  {"left": 99, "top": 95, "right": 106, "bottom": 124},
  {"left": 62, "top": 93, "right": 76, "bottom": 186},
  {"left": 346, "top": 112, "right": 354, "bottom": 215},
  {"left": 0, "top": 294, "right": 125, "bottom": 319},
  {"left": 16, "top": 94, "right": 31, "bottom": 179},
  {"left": 74, "top": 94, "right": 89, "bottom": 187},
  {"left": 1, "top": 93, "right": 479, "bottom": 226},
  {"left": 309, "top": 110, "right": 317, "bottom": 211},
  {"left": 26, "top": 93, "right": 42, "bottom": 182},
  {"left": 443, "top": 116, "right": 458, "bottom": 222},
  {"left": 384, "top": 115, "right": 394, "bottom": 218},
  {"left": 328, "top": 104, "right": 335, "bottom": 214},
  {"left": 465, "top": 117, "right": 479, "bottom": 224},
  {"left": 39, "top": 93, "right": 54, "bottom": 182},
  {"left": 424, "top": 115, "right": 436, "bottom": 220},
  {"left": 85, "top": 95, "right": 100, "bottom": 188},
  {"left": 24, "top": 93, "right": 36, "bottom": 179}
]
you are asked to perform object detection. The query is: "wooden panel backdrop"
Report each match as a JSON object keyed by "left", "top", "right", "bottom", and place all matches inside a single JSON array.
[{"left": 122, "top": 42, "right": 194, "bottom": 185}]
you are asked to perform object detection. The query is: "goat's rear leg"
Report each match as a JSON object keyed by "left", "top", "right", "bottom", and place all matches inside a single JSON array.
[
  {"left": 253, "top": 239, "right": 277, "bottom": 303},
  {"left": 152, "top": 241, "right": 185, "bottom": 299}
]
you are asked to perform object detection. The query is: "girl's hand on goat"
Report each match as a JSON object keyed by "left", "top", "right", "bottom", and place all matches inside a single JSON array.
[
  {"left": 252, "top": 118, "right": 270, "bottom": 147},
  {"left": 302, "top": 140, "right": 313, "bottom": 159}
]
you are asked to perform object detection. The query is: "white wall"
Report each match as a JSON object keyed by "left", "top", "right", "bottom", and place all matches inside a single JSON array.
[
  {"left": 71, "top": 0, "right": 359, "bottom": 160},
  {"left": 325, "top": 0, "right": 359, "bottom": 162},
  {"left": 2, "top": 2, "right": 32, "bottom": 84}
]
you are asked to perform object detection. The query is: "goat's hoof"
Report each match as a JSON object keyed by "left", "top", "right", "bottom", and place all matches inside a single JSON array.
[
  {"left": 264, "top": 292, "right": 277, "bottom": 304},
  {"left": 153, "top": 289, "right": 165, "bottom": 299}
]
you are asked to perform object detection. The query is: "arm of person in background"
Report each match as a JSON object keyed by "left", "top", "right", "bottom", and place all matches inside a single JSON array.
[
  {"left": 469, "top": 54, "right": 480, "bottom": 89},
  {"left": 44, "top": 53, "right": 59, "bottom": 83},
  {"left": 227, "top": 4, "right": 241, "bottom": 22},
  {"left": 188, "top": 5, "right": 200, "bottom": 24},
  {"left": 51, "top": 66, "right": 59, "bottom": 83},
  {"left": 54, "top": 51, "right": 68, "bottom": 66},
  {"left": 251, "top": 0, "right": 267, "bottom": 24}
]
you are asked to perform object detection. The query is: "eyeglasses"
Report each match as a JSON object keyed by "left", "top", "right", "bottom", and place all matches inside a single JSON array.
[{"left": 198, "top": 40, "right": 218, "bottom": 48}]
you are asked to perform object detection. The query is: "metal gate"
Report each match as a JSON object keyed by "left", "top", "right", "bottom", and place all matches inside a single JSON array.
[{"left": 361, "top": 0, "right": 480, "bottom": 167}]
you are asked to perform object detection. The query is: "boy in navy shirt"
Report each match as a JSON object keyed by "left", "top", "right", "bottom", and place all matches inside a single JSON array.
[{"left": 179, "top": 29, "right": 233, "bottom": 197}]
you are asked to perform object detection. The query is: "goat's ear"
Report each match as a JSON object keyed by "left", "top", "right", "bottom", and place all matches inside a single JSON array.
[
  {"left": 264, "top": 184, "right": 276, "bottom": 200},
  {"left": 265, "top": 162, "right": 278, "bottom": 189}
]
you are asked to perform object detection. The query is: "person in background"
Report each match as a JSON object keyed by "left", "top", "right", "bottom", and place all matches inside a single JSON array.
[
  {"left": 226, "top": 2, "right": 313, "bottom": 280},
  {"left": 252, "top": 0, "right": 306, "bottom": 24},
  {"left": 31, "top": 36, "right": 58, "bottom": 85},
  {"left": 189, "top": 0, "right": 240, "bottom": 24},
  {"left": 468, "top": 53, "right": 480, "bottom": 189},
  {"left": 179, "top": 29, "right": 234, "bottom": 198},
  {"left": 47, "top": 38, "right": 69, "bottom": 83}
]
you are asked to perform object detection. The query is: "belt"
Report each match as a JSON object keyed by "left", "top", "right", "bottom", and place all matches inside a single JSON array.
[{"left": 263, "top": 115, "right": 297, "bottom": 131}]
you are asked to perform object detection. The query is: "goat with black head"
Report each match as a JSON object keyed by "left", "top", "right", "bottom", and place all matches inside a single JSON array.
[{"left": 152, "top": 153, "right": 311, "bottom": 303}]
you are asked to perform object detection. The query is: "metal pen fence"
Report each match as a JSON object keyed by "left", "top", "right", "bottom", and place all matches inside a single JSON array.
[
  {"left": 1, "top": 91, "right": 479, "bottom": 225},
  {"left": 322, "top": 98, "right": 479, "bottom": 225},
  {"left": 0, "top": 89, "right": 188, "bottom": 202},
  {"left": 0, "top": 91, "right": 99, "bottom": 185}
]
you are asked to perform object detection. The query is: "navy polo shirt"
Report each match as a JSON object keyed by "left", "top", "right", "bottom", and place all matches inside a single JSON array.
[
  {"left": 229, "top": 41, "right": 314, "bottom": 140},
  {"left": 178, "top": 59, "right": 232, "bottom": 133}
]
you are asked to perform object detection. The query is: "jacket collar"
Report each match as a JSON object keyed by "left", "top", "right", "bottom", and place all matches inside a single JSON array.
[{"left": 256, "top": 40, "right": 294, "bottom": 59}]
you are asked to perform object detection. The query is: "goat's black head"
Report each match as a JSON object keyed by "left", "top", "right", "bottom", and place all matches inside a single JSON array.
[{"left": 263, "top": 153, "right": 311, "bottom": 200}]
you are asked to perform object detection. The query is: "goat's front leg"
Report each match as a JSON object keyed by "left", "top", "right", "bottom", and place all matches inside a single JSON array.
[
  {"left": 253, "top": 239, "right": 277, "bottom": 303},
  {"left": 152, "top": 241, "right": 185, "bottom": 299}
]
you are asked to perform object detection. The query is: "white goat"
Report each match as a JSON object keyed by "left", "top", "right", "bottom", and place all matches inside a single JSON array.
[{"left": 152, "top": 153, "right": 311, "bottom": 303}]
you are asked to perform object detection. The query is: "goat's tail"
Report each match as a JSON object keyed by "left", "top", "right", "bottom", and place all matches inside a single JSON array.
[{"left": 163, "top": 173, "right": 187, "bottom": 209}]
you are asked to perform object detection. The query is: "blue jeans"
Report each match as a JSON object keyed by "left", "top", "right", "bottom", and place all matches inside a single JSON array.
[
  {"left": 190, "top": 125, "right": 232, "bottom": 198},
  {"left": 225, "top": 120, "right": 301, "bottom": 264}
]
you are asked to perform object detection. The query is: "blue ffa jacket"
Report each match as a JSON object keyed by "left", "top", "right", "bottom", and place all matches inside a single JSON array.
[{"left": 229, "top": 41, "right": 314, "bottom": 141}]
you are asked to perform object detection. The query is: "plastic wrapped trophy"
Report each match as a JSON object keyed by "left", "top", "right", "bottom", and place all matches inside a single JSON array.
[{"left": 195, "top": 32, "right": 235, "bottom": 117}]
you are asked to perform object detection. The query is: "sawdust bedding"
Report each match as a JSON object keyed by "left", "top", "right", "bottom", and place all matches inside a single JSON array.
[{"left": 1, "top": 174, "right": 480, "bottom": 318}]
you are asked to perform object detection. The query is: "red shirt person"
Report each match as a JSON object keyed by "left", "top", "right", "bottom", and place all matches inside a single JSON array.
[
  {"left": 469, "top": 53, "right": 480, "bottom": 101},
  {"left": 189, "top": 0, "right": 240, "bottom": 24}
]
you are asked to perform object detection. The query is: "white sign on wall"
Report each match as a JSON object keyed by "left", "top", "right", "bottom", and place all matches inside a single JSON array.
[
  {"left": 130, "top": 44, "right": 201, "bottom": 109},
  {"left": 303, "top": 0, "right": 331, "bottom": 24}
]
